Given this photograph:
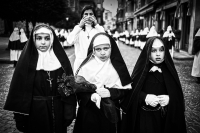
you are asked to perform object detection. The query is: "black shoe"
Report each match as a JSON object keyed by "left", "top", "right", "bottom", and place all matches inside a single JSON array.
[
  {"left": 196, "top": 78, "right": 200, "bottom": 84},
  {"left": 195, "top": 80, "right": 200, "bottom": 84}
]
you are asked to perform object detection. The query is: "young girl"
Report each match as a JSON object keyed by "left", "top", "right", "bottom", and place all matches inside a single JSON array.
[
  {"left": 4, "top": 24, "right": 77, "bottom": 133},
  {"left": 7, "top": 27, "right": 21, "bottom": 67},
  {"left": 67, "top": 5, "right": 105, "bottom": 73},
  {"left": 163, "top": 25, "right": 176, "bottom": 58},
  {"left": 120, "top": 37, "right": 187, "bottom": 133},
  {"left": 73, "top": 32, "right": 132, "bottom": 133}
]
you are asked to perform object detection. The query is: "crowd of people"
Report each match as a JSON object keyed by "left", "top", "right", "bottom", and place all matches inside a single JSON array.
[
  {"left": 3, "top": 4, "right": 194, "bottom": 133},
  {"left": 111, "top": 25, "right": 176, "bottom": 59}
]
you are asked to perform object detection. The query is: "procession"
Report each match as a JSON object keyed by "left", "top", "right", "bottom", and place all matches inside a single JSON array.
[{"left": 0, "top": 0, "right": 200, "bottom": 133}]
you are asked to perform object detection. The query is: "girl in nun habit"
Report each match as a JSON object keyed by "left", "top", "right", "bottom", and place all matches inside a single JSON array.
[
  {"left": 120, "top": 37, "right": 187, "bottom": 133},
  {"left": 19, "top": 28, "right": 28, "bottom": 50},
  {"left": 67, "top": 5, "right": 105, "bottom": 74},
  {"left": 4, "top": 24, "right": 77, "bottom": 133},
  {"left": 7, "top": 27, "right": 21, "bottom": 67},
  {"left": 163, "top": 26, "right": 176, "bottom": 58},
  {"left": 73, "top": 32, "right": 132, "bottom": 133}
]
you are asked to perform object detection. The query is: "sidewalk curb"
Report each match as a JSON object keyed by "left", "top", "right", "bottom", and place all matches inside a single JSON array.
[
  {"left": 173, "top": 57, "right": 194, "bottom": 61},
  {"left": 0, "top": 60, "right": 13, "bottom": 64}
]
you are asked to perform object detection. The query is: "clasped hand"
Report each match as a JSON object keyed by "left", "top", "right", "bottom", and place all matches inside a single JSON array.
[
  {"left": 96, "top": 87, "right": 111, "bottom": 98},
  {"left": 79, "top": 16, "right": 97, "bottom": 28},
  {"left": 91, "top": 87, "right": 111, "bottom": 109},
  {"left": 145, "top": 94, "right": 169, "bottom": 107},
  {"left": 91, "top": 93, "right": 101, "bottom": 109}
]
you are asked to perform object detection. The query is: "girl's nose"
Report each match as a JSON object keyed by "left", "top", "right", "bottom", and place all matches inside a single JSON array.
[
  {"left": 156, "top": 51, "right": 160, "bottom": 56},
  {"left": 41, "top": 39, "right": 45, "bottom": 44},
  {"left": 100, "top": 50, "right": 106, "bottom": 55}
]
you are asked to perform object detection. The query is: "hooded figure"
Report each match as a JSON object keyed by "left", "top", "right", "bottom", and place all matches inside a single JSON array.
[
  {"left": 73, "top": 32, "right": 132, "bottom": 133},
  {"left": 163, "top": 26, "right": 176, "bottom": 58},
  {"left": 4, "top": 24, "right": 77, "bottom": 133},
  {"left": 19, "top": 28, "right": 28, "bottom": 50},
  {"left": 8, "top": 27, "right": 21, "bottom": 67},
  {"left": 120, "top": 37, "right": 187, "bottom": 133},
  {"left": 146, "top": 26, "right": 159, "bottom": 38}
]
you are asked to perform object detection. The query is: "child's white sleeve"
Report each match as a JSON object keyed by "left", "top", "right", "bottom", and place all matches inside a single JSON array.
[{"left": 94, "top": 24, "right": 105, "bottom": 32}]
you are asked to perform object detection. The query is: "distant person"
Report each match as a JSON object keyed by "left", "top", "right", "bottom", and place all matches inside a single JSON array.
[
  {"left": 113, "top": 30, "right": 120, "bottom": 46},
  {"left": 134, "top": 29, "right": 140, "bottom": 48},
  {"left": 67, "top": 5, "right": 105, "bottom": 73},
  {"left": 19, "top": 28, "right": 28, "bottom": 50},
  {"left": 163, "top": 26, "right": 176, "bottom": 58},
  {"left": 58, "top": 29, "right": 67, "bottom": 47},
  {"left": 4, "top": 23, "right": 77, "bottom": 133},
  {"left": 146, "top": 26, "right": 160, "bottom": 38},
  {"left": 191, "top": 27, "right": 200, "bottom": 84},
  {"left": 7, "top": 27, "right": 21, "bottom": 67},
  {"left": 120, "top": 37, "right": 187, "bottom": 133}
]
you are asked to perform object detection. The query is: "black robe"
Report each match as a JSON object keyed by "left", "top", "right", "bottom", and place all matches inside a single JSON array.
[
  {"left": 120, "top": 37, "right": 187, "bottom": 133},
  {"left": 8, "top": 39, "right": 21, "bottom": 50},
  {"left": 4, "top": 24, "right": 77, "bottom": 133},
  {"left": 25, "top": 68, "right": 72, "bottom": 133},
  {"left": 163, "top": 36, "right": 175, "bottom": 50},
  {"left": 192, "top": 36, "right": 200, "bottom": 55},
  {"left": 73, "top": 32, "right": 132, "bottom": 133}
]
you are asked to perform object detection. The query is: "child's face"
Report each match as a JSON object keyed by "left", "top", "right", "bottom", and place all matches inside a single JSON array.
[
  {"left": 149, "top": 39, "right": 165, "bottom": 64},
  {"left": 83, "top": 9, "right": 94, "bottom": 25},
  {"left": 94, "top": 44, "right": 111, "bottom": 62},
  {"left": 35, "top": 33, "right": 51, "bottom": 52}
]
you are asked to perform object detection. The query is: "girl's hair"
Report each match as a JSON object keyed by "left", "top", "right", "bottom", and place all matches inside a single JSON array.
[
  {"left": 81, "top": 5, "right": 97, "bottom": 19},
  {"left": 80, "top": 5, "right": 96, "bottom": 30}
]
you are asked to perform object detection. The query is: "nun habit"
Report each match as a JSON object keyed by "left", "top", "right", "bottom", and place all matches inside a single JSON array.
[
  {"left": 73, "top": 32, "right": 132, "bottom": 133},
  {"left": 4, "top": 24, "right": 77, "bottom": 133},
  {"left": 120, "top": 37, "right": 187, "bottom": 133}
]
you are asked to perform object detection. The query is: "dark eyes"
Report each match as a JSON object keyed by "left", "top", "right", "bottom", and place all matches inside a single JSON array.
[
  {"left": 84, "top": 13, "right": 94, "bottom": 16},
  {"left": 95, "top": 47, "right": 110, "bottom": 52},
  {"left": 151, "top": 47, "right": 164, "bottom": 52},
  {"left": 36, "top": 36, "right": 50, "bottom": 41}
]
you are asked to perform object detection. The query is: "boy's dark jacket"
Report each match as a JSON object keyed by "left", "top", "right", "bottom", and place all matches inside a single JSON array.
[{"left": 120, "top": 37, "right": 187, "bottom": 133}]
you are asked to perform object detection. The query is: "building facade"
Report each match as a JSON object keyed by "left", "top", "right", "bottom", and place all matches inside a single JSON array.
[{"left": 116, "top": 0, "right": 200, "bottom": 54}]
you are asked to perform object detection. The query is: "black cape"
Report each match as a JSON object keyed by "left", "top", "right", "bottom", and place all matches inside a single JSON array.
[
  {"left": 192, "top": 36, "right": 200, "bottom": 55},
  {"left": 120, "top": 37, "right": 187, "bottom": 133},
  {"left": 4, "top": 25, "right": 76, "bottom": 115},
  {"left": 163, "top": 36, "right": 175, "bottom": 50},
  {"left": 73, "top": 32, "right": 132, "bottom": 133}
]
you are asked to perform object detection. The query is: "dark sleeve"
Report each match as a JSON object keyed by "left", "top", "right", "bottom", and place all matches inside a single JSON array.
[
  {"left": 7, "top": 40, "right": 12, "bottom": 50},
  {"left": 139, "top": 91, "right": 147, "bottom": 105},
  {"left": 172, "top": 37, "right": 175, "bottom": 46},
  {"left": 76, "top": 92, "right": 95, "bottom": 107},
  {"left": 61, "top": 94, "right": 77, "bottom": 127},
  {"left": 109, "top": 88, "right": 130, "bottom": 101},
  {"left": 192, "top": 36, "right": 200, "bottom": 55},
  {"left": 13, "top": 113, "right": 28, "bottom": 132}
]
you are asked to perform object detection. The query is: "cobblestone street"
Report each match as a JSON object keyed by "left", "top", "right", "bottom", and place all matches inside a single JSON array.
[{"left": 0, "top": 42, "right": 200, "bottom": 133}]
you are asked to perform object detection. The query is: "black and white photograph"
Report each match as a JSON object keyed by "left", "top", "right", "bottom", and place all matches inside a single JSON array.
[{"left": 0, "top": 0, "right": 199, "bottom": 133}]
